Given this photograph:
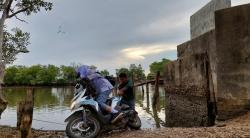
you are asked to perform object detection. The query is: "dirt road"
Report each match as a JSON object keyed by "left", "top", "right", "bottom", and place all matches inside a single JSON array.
[{"left": 1, "top": 111, "right": 250, "bottom": 138}]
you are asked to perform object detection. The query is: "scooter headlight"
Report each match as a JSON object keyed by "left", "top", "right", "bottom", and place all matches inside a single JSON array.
[{"left": 70, "top": 101, "right": 76, "bottom": 110}]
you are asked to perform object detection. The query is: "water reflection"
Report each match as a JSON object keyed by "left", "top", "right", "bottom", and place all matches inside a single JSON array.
[
  {"left": 0, "top": 87, "right": 74, "bottom": 130},
  {"left": 0, "top": 85, "right": 166, "bottom": 130},
  {"left": 135, "top": 84, "right": 166, "bottom": 127}
]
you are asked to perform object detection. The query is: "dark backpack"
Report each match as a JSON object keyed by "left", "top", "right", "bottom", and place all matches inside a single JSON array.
[
  {"left": 104, "top": 76, "right": 116, "bottom": 86},
  {"left": 78, "top": 78, "right": 97, "bottom": 97}
]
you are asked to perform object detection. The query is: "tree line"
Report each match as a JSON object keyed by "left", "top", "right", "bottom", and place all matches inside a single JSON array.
[
  {"left": 147, "top": 58, "right": 171, "bottom": 80},
  {"left": 4, "top": 65, "right": 76, "bottom": 86},
  {"left": 115, "top": 64, "right": 146, "bottom": 81},
  {"left": 3, "top": 58, "right": 171, "bottom": 86},
  {"left": 3, "top": 64, "right": 146, "bottom": 86}
]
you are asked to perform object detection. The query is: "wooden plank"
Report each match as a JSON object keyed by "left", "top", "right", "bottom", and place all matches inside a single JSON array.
[{"left": 134, "top": 79, "right": 164, "bottom": 87}]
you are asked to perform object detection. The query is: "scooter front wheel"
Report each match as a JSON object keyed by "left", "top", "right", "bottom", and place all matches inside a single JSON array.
[{"left": 66, "top": 114, "right": 100, "bottom": 138}]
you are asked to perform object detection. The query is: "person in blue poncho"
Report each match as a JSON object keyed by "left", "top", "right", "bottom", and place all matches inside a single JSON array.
[{"left": 76, "top": 65, "right": 123, "bottom": 122}]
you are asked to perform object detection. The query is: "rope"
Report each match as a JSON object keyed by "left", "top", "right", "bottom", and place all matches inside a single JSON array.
[
  {"left": 35, "top": 109, "right": 70, "bottom": 114},
  {"left": 33, "top": 118, "right": 65, "bottom": 125}
]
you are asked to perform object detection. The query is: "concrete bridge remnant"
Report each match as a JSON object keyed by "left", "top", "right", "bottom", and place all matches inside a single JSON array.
[{"left": 164, "top": 1, "right": 250, "bottom": 127}]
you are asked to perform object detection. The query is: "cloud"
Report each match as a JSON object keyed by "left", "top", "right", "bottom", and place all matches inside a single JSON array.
[
  {"left": 121, "top": 43, "right": 176, "bottom": 60},
  {"left": 9, "top": 0, "right": 218, "bottom": 75},
  {"left": 136, "top": 15, "right": 189, "bottom": 37},
  {"left": 232, "top": 0, "right": 250, "bottom": 6}
]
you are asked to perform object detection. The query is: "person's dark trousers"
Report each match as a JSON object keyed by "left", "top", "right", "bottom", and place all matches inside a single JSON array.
[{"left": 121, "top": 99, "right": 135, "bottom": 110}]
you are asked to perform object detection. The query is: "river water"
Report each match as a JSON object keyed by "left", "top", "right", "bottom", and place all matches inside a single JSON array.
[{"left": 0, "top": 85, "right": 165, "bottom": 130}]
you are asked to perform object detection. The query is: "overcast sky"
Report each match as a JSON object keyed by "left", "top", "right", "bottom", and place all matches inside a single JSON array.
[{"left": 6, "top": 0, "right": 250, "bottom": 74}]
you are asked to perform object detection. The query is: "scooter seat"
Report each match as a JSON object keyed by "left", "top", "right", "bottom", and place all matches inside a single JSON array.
[
  {"left": 120, "top": 104, "right": 130, "bottom": 110},
  {"left": 96, "top": 109, "right": 112, "bottom": 124}
]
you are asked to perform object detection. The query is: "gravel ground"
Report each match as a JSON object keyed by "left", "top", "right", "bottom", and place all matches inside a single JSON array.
[
  {"left": 1, "top": 111, "right": 250, "bottom": 138},
  {"left": 103, "top": 127, "right": 250, "bottom": 138}
]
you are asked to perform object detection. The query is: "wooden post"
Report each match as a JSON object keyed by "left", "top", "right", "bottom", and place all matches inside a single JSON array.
[
  {"left": 17, "top": 88, "right": 34, "bottom": 138},
  {"left": 141, "top": 85, "right": 145, "bottom": 101},
  {"left": 141, "top": 85, "right": 144, "bottom": 93},
  {"left": 164, "top": 87, "right": 168, "bottom": 125},
  {"left": 131, "top": 72, "right": 135, "bottom": 100},
  {"left": 152, "top": 71, "right": 160, "bottom": 108},
  {"left": 146, "top": 82, "right": 150, "bottom": 110},
  {"left": 152, "top": 104, "right": 161, "bottom": 128}
]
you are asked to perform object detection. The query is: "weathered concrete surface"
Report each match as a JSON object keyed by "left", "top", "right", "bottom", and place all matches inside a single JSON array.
[
  {"left": 178, "top": 30, "right": 215, "bottom": 58},
  {"left": 214, "top": 4, "right": 250, "bottom": 120},
  {"left": 164, "top": 54, "right": 214, "bottom": 127},
  {"left": 177, "top": 30, "right": 218, "bottom": 103},
  {"left": 190, "top": 0, "right": 231, "bottom": 39},
  {"left": 165, "top": 55, "right": 207, "bottom": 94},
  {"left": 165, "top": 93, "right": 208, "bottom": 127}
]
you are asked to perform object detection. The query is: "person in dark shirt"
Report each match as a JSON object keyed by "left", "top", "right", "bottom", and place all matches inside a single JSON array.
[{"left": 118, "top": 73, "right": 135, "bottom": 109}]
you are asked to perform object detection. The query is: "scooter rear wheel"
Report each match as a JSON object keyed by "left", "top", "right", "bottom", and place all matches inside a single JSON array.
[{"left": 128, "top": 114, "right": 141, "bottom": 130}]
